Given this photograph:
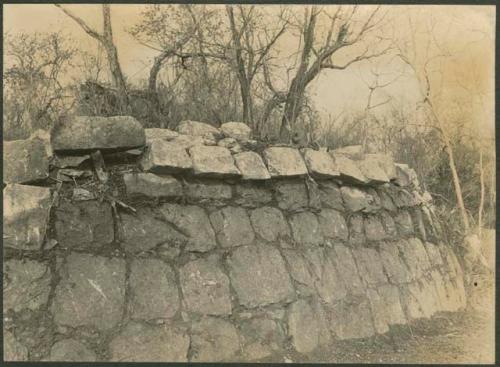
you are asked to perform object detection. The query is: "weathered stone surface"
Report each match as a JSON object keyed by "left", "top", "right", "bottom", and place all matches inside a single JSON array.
[
  {"left": 423, "top": 242, "right": 444, "bottom": 268},
  {"left": 234, "top": 183, "right": 273, "bottom": 207},
  {"left": 367, "top": 285, "right": 406, "bottom": 334},
  {"left": 185, "top": 180, "right": 232, "bottom": 203},
  {"left": 289, "top": 212, "right": 323, "bottom": 245},
  {"left": 4, "top": 137, "right": 50, "bottom": 183},
  {"left": 210, "top": 206, "right": 255, "bottom": 248},
  {"left": 365, "top": 153, "right": 397, "bottom": 180},
  {"left": 399, "top": 282, "right": 427, "bottom": 320},
  {"left": 180, "top": 256, "right": 232, "bottom": 315},
  {"left": 52, "top": 154, "right": 90, "bottom": 168},
  {"left": 332, "top": 244, "right": 365, "bottom": 296},
  {"left": 353, "top": 247, "right": 388, "bottom": 287},
  {"left": 240, "top": 317, "right": 285, "bottom": 360},
  {"left": 4, "top": 184, "right": 51, "bottom": 250},
  {"left": 396, "top": 238, "right": 431, "bottom": 280},
  {"left": 120, "top": 207, "right": 185, "bottom": 253},
  {"left": 217, "top": 137, "right": 243, "bottom": 153},
  {"left": 411, "top": 207, "right": 427, "bottom": 241},
  {"left": 263, "top": 147, "right": 308, "bottom": 177},
  {"left": 54, "top": 200, "right": 114, "bottom": 249},
  {"left": 364, "top": 215, "right": 387, "bottom": 241},
  {"left": 124, "top": 173, "right": 182, "bottom": 197},
  {"left": 227, "top": 244, "right": 295, "bottom": 308},
  {"left": 318, "top": 209, "right": 348, "bottom": 242},
  {"left": 394, "top": 163, "right": 419, "bottom": 188},
  {"left": 377, "top": 188, "right": 397, "bottom": 211},
  {"left": 141, "top": 139, "right": 192, "bottom": 173},
  {"left": 129, "top": 259, "right": 179, "bottom": 320},
  {"left": 330, "top": 154, "right": 368, "bottom": 184},
  {"left": 357, "top": 157, "right": 390, "bottom": 184},
  {"left": 145, "top": 128, "right": 178, "bottom": 143},
  {"left": 52, "top": 253, "right": 126, "bottom": 331},
  {"left": 365, "top": 188, "right": 382, "bottom": 212},
  {"left": 440, "top": 245, "right": 463, "bottom": 279},
  {"left": 160, "top": 204, "right": 216, "bottom": 252},
  {"left": 191, "top": 317, "right": 240, "bottom": 362},
  {"left": 348, "top": 214, "right": 365, "bottom": 245},
  {"left": 171, "top": 134, "right": 205, "bottom": 149},
  {"left": 3, "top": 259, "right": 51, "bottom": 312},
  {"left": 407, "top": 237, "right": 432, "bottom": 273},
  {"left": 189, "top": 145, "right": 241, "bottom": 177},
  {"left": 341, "top": 186, "right": 370, "bottom": 212},
  {"left": 318, "top": 181, "right": 344, "bottom": 211},
  {"left": 4, "top": 331, "right": 28, "bottom": 361},
  {"left": 274, "top": 180, "right": 309, "bottom": 212},
  {"left": 53, "top": 116, "right": 145, "bottom": 152},
  {"left": 394, "top": 210, "right": 414, "bottom": 236},
  {"left": 332, "top": 145, "right": 364, "bottom": 160},
  {"left": 250, "top": 207, "right": 290, "bottom": 242},
  {"left": 379, "top": 211, "right": 398, "bottom": 238},
  {"left": 327, "top": 299, "right": 375, "bottom": 340},
  {"left": 282, "top": 250, "right": 316, "bottom": 294},
  {"left": 221, "top": 121, "right": 252, "bottom": 140},
  {"left": 378, "top": 241, "right": 412, "bottom": 284},
  {"left": 110, "top": 321, "right": 189, "bottom": 362},
  {"left": 48, "top": 339, "right": 96, "bottom": 362},
  {"left": 177, "top": 120, "right": 221, "bottom": 137},
  {"left": 302, "top": 148, "right": 339, "bottom": 178},
  {"left": 233, "top": 151, "right": 271, "bottom": 180}
]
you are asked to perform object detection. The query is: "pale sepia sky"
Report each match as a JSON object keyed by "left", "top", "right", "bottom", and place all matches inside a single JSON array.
[{"left": 3, "top": 4, "right": 495, "bottom": 133}]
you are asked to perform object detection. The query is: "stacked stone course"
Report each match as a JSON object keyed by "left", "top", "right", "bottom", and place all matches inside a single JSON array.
[{"left": 3, "top": 116, "right": 466, "bottom": 362}]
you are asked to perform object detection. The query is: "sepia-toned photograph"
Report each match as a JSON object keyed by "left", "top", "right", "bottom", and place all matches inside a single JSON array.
[{"left": 3, "top": 3, "right": 495, "bottom": 363}]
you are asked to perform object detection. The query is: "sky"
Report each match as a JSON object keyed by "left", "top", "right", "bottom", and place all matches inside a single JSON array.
[{"left": 3, "top": 4, "right": 495, "bottom": 133}]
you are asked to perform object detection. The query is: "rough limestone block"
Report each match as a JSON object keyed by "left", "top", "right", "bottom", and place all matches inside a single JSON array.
[
  {"left": 240, "top": 317, "right": 285, "bottom": 360},
  {"left": 48, "top": 339, "right": 96, "bottom": 362},
  {"left": 54, "top": 200, "right": 114, "bottom": 250},
  {"left": 289, "top": 212, "right": 323, "bottom": 245},
  {"left": 274, "top": 180, "right": 309, "bottom": 212},
  {"left": 365, "top": 153, "right": 397, "bottom": 180},
  {"left": 263, "top": 147, "right": 308, "bottom": 177},
  {"left": 378, "top": 241, "right": 412, "bottom": 284},
  {"left": 330, "top": 154, "right": 368, "bottom": 184},
  {"left": 233, "top": 151, "right": 271, "bottom": 180},
  {"left": 3, "top": 259, "right": 51, "bottom": 313},
  {"left": 331, "top": 145, "right": 364, "bottom": 160},
  {"left": 140, "top": 139, "right": 192, "bottom": 173},
  {"left": 177, "top": 120, "right": 221, "bottom": 137},
  {"left": 3, "top": 184, "right": 51, "bottom": 250},
  {"left": 365, "top": 188, "right": 383, "bottom": 212},
  {"left": 394, "top": 210, "right": 414, "bottom": 236},
  {"left": 394, "top": 163, "right": 419, "bottom": 188},
  {"left": 250, "top": 206, "right": 290, "bottom": 242},
  {"left": 218, "top": 137, "right": 243, "bottom": 153},
  {"left": 160, "top": 204, "right": 216, "bottom": 252},
  {"left": 348, "top": 214, "right": 366, "bottom": 245},
  {"left": 185, "top": 180, "right": 232, "bottom": 204},
  {"left": 407, "top": 237, "right": 432, "bottom": 273},
  {"left": 52, "top": 115, "right": 145, "bottom": 152},
  {"left": 367, "top": 285, "right": 406, "bottom": 334},
  {"left": 341, "top": 186, "right": 370, "bottom": 212},
  {"left": 364, "top": 214, "right": 387, "bottom": 241},
  {"left": 120, "top": 208, "right": 185, "bottom": 253},
  {"left": 220, "top": 121, "right": 252, "bottom": 140},
  {"left": 145, "top": 128, "right": 178, "bottom": 143},
  {"left": 52, "top": 253, "right": 126, "bottom": 331},
  {"left": 302, "top": 148, "right": 340, "bottom": 178},
  {"left": 129, "top": 259, "right": 179, "bottom": 320},
  {"left": 423, "top": 241, "right": 444, "bottom": 268},
  {"left": 430, "top": 269, "right": 455, "bottom": 312},
  {"left": 4, "top": 331, "right": 28, "bottom": 361},
  {"left": 124, "top": 172, "right": 182, "bottom": 197},
  {"left": 180, "top": 256, "right": 232, "bottom": 315},
  {"left": 353, "top": 247, "right": 388, "bottom": 287},
  {"left": 379, "top": 211, "right": 398, "bottom": 238},
  {"left": 327, "top": 299, "right": 375, "bottom": 340},
  {"left": 226, "top": 244, "right": 295, "bottom": 308},
  {"left": 318, "top": 181, "right": 344, "bottom": 211},
  {"left": 396, "top": 238, "right": 431, "bottom": 280},
  {"left": 190, "top": 317, "right": 240, "bottom": 362},
  {"left": 110, "top": 322, "right": 189, "bottom": 362},
  {"left": 411, "top": 207, "right": 427, "bottom": 241},
  {"left": 377, "top": 188, "right": 397, "bottom": 211},
  {"left": 399, "top": 282, "right": 427, "bottom": 320},
  {"left": 209, "top": 206, "right": 255, "bottom": 248},
  {"left": 281, "top": 250, "right": 316, "bottom": 293},
  {"left": 171, "top": 134, "right": 205, "bottom": 149},
  {"left": 4, "top": 138, "right": 50, "bottom": 183},
  {"left": 234, "top": 183, "right": 273, "bottom": 207},
  {"left": 357, "top": 157, "right": 390, "bottom": 184},
  {"left": 332, "top": 244, "right": 365, "bottom": 296},
  {"left": 317, "top": 209, "right": 348, "bottom": 242},
  {"left": 189, "top": 145, "right": 241, "bottom": 177}
]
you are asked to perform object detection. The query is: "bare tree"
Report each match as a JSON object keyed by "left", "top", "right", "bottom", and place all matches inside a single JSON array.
[{"left": 55, "top": 4, "right": 129, "bottom": 112}]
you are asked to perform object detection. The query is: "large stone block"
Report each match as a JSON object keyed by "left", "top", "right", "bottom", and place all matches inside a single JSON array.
[
  {"left": 140, "top": 139, "right": 192, "bottom": 173},
  {"left": 179, "top": 256, "right": 232, "bottom": 315},
  {"left": 397, "top": 238, "right": 432, "bottom": 280},
  {"left": 379, "top": 211, "right": 398, "bottom": 238},
  {"left": 331, "top": 145, "right": 364, "bottom": 160},
  {"left": 52, "top": 253, "right": 126, "bottom": 331},
  {"left": 365, "top": 153, "right": 397, "bottom": 180},
  {"left": 357, "top": 156, "right": 390, "bottom": 184},
  {"left": 394, "top": 163, "right": 419, "bottom": 188},
  {"left": 189, "top": 145, "right": 241, "bottom": 177},
  {"left": 129, "top": 259, "right": 179, "bottom": 320},
  {"left": 177, "top": 120, "right": 221, "bottom": 137},
  {"left": 364, "top": 214, "right": 387, "bottom": 241},
  {"left": 289, "top": 212, "right": 323, "bottom": 245},
  {"left": 318, "top": 181, "right": 344, "bottom": 211},
  {"left": 317, "top": 209, "right": 348, "bottom": 242},
  {"left": 367, "top": 284, "right": 406, "bottom": 334},
  {"left": 190, "top": 317, "right": 240, "bottom": 362},
  {"left": 281, "top": 250, "right": 316, "bottom": 294},
  {"left": 3, "top": 184, "right": 51, "bottom": 250},
  {"left": 233, "top": 151, "right": 271, "bottom": 180},
  {"left": 302, "top": 148, "right": 340, "bottom": 178},
  {"left": 110, "top": 321, "right": 189, "bottom": 362},
  {"left": 4, "top": 138, "right": 49, "bottom": 183},
  {"left": 226, "top": 244, "right": 295, "bottom": 308},
  {"left": 423, "top": 242, "right": 444, "bottom": 268},
  {"left": 209, "top": 206, "right": 255, "bottom": 248},
  {"left": 52, "top": 115, "right": 145, "bottom": 152},
  {"left": 263, "top": 147, "right": 308, "bottom": 177},
  {"left": 54, "top": 200, "right": 114, "bottom": 249},
  {"left": 145, "top": 128, "right": 178, "bottom": 143},
  {"left": 220, "top": 121, "right": 252, "bottom": 141},
  {"left": 234, "top": 183, "right": 273, "bottom": 207},
  {"left": 239, "top": 317, "right": 285, "bottom": 360},
  {"left": 185, "top": 180, "right": 232, "bottom": 204},
  {"left": 3, "top": 259, "right": 51, "bottom": 313},
  {"left": 274, "top": 180, "right": 309, "bottom": 212},
  {"left": 348, "top": 214, "right": 365, "bottom": 245},
  {"left": 124, "top": 173, "right": 182, "bottom": 198},
  {"left": 341, "top": 186, "right": 370, "bottom": 212},
  {"left": 332, "top": 244, "right": 365, "bottom": 296},
  {"left": 394, "top": 210, "right": 414, "bottom": 236},
  {"left": 160, "top": 204, "right": 216, "bottom": 252},
  {"left": 327, "top": 299, "right": 375, "bottom": 340},
  {"left": 353, "top": 247, "right": 388, "bottom": 287},
  {"left": 48, "top": 339, "right": 96, "bottom": 362},
  {"left": 377, "top": 188, "right": 397, "bottom": 212},
  {"left": 378, "top": 241, "right": 412, "bottom": 284},
  {"left": 330, "top": 154, "right": 368, "bottom": 184}
]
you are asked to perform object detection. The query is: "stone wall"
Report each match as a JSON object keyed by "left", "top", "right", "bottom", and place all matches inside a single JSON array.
[{"left": 3, "top": 116, "right": 466, "bottom": 362}]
